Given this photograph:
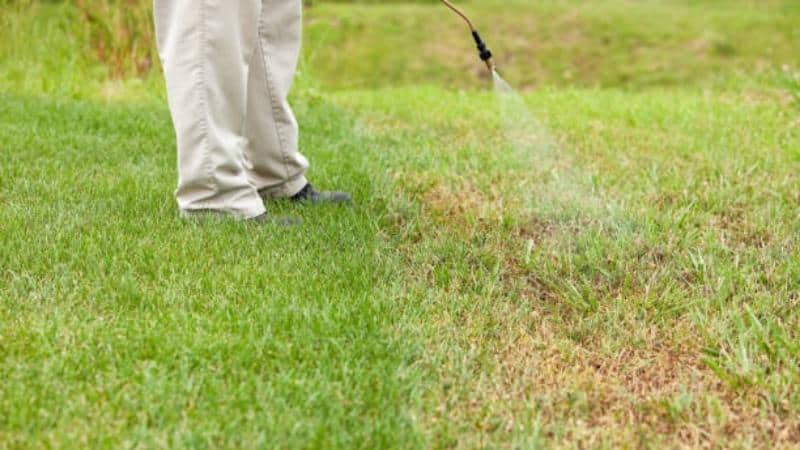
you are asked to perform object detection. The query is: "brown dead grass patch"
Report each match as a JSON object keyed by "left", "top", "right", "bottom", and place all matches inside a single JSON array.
[
  {"left": 423, "top": 313, "right": 800, "bottom": 448},
  {"left": 418, "top": 179, "right": 511, "bottom": 237},
  {"left": 422, "top": 182, "right": 484, "bottom": 220}
]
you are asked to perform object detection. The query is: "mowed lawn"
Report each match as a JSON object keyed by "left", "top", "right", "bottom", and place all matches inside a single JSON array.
[{"left": 2, "top": 1, "right": 800, "bottom": 449}]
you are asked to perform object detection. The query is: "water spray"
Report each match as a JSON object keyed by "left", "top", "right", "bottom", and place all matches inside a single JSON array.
[
  {"left": 440, "top": 0, "right": 495, "bottom": 72},
  {"left": 440, "top": 2, "right": 607, "bottom": 222}
]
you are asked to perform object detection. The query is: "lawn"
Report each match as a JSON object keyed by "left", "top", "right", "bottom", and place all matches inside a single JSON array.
[{"left": 1, "top": 1, "right": 799, "bottom": 449}]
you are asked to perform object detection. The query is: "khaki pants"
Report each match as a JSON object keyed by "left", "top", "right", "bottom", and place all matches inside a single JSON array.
[{"left": 154, "top": 0, "right": 309, "bottom": 219}]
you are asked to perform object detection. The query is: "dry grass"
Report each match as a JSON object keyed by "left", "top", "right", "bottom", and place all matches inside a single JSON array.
[{"left": 419, "top": 288, "right": 800, "bottom": 448}]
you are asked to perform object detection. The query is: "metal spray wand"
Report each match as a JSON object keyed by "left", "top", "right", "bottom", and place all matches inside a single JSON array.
[{"left": 440, "top": 0, "right": 495, "bottom": 72}]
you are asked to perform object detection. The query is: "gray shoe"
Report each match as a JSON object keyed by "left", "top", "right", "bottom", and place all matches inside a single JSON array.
[{"left": 290, "top": 183, "right": 352, "bottom": 204}]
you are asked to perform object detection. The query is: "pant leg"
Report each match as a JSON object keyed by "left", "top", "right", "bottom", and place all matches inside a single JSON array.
[
  {"left": 243, "top": 0, "right": 309, "bottom": 198},
  {"left": 154, "top": 0, "right": 266, "bottom": 218}
]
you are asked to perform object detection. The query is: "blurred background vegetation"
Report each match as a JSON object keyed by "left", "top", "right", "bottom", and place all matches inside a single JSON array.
[{"left": 0, "top": 0, "right": 798, "bottom": 100}]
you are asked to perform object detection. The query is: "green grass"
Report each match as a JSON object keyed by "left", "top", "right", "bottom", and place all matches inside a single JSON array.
[
  {"left": 0, "top": 94, "right": 424, "bottom": 448},
  {"left": 2, "top": 1, "right": 800, "bottom": 448},
  {"left": 303, "top": 0, "right": 800, "bottom": 91}
]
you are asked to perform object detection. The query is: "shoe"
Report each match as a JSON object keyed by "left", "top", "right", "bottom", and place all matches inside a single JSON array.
[
  {"left": 249, "top": 213, "right": 301, "bottom": 226},
  {"left": 290, "top": 183, "right": 352, "bottom": 204}
]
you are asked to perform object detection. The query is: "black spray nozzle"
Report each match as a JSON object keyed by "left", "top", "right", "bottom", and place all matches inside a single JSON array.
[
  {"left": 440, "top": 0, "right": 495, "bottom": 72},
  {"left": 471, "top": 30, "right": 494, "bottom": 70}
]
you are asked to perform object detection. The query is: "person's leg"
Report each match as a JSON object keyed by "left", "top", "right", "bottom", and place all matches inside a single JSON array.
[
  {"left": 154, "top": 0, "right": 266, "bottom": 218},
  {"left": 243, "top": 0, "right": 309, "bottom": 199}
]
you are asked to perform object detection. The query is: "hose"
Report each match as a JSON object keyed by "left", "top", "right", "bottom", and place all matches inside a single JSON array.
[{"left": 440, "top": 0, "right": 476, "bottom": 32}]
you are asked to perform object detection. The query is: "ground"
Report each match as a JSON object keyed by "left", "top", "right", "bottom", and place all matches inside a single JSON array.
[{"left": 1, "top": 1, "right": 799, "bottom": 449}]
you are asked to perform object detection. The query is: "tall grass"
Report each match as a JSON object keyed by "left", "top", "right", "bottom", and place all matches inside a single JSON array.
[{"left": 74, "top": 0, "right": 156, "bottom": 78}]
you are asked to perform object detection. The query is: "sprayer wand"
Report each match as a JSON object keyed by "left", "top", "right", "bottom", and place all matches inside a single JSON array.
[{"left": 440, "top": 0, "right": 495, "bottom": 72}]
